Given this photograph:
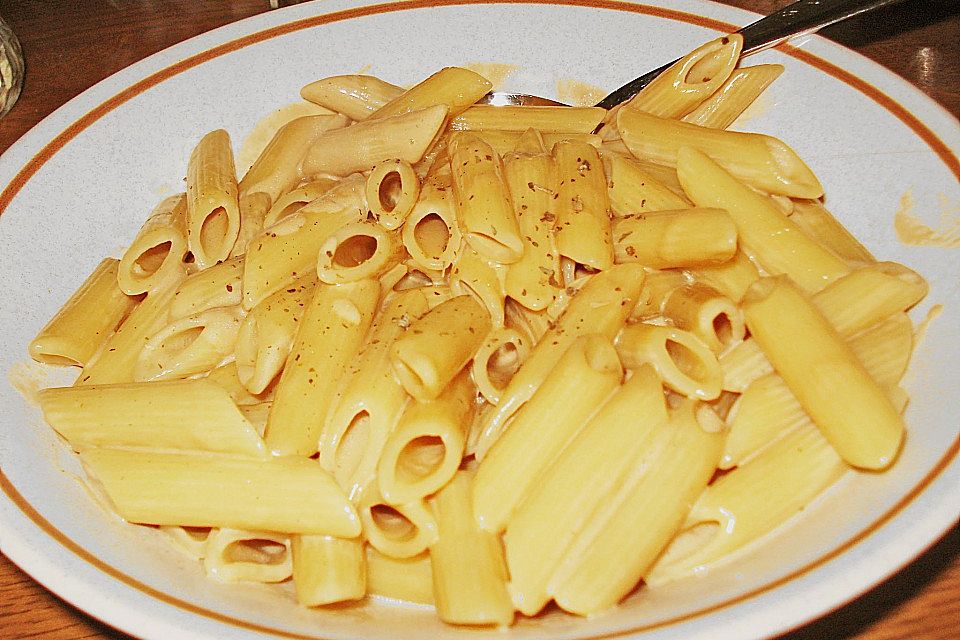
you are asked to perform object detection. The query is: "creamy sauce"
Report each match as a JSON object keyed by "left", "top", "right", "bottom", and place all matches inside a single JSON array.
[
  {"left": 555, "top": 79, "right": 606, "bottom": 107},
  {"left": 894, "top": 190, "right": 960, "bottom": 248},
  {"left": 7, "top": 360, "right": 52, "bottom": 406},
  {"left": 914, "top": 303, "right": 943, "bottom": 346},
  {"left": 729, "top": 89, "right": 774, "bottom": 128},
  {"left": 463, "top": 62, "right": 519, "bottom": 92},
  {"left": 237, "top": 101, "right": 336, "bottom": 174}
]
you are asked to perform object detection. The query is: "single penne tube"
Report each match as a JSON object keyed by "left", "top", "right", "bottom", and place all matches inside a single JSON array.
[
  {"left": 262, "top": 176, "right": 340, "bottom": 229},
  {"left": 229, "top": 192, "right": 271, "bottom": 258},
  {"left": 241, "top": 175, "right": 366, "bottom": 310},
  {"left": 169, "top": 256, "right": 244, "bottom": 320},
  {"left": 292, "top": 535, "right": 366, "bottom": 606},
  {"left": 451, "top": 105, "right": 605, "bottom": 134},
  {"left": 301, "top": 105, "right": 448, "bottom": 177},
  {"left": 473, "top": 335, "right": 623, "bottom": 533},
  {"left": 503, "top": 296, "right": 552, "bottom": 343},
  {"left": 402, "top": 172, "right": 462, "bottom": 272},
  {"left": 239, "top": 114, "right": 349, "bottom": 203},
  {"left": 358, "top": 483, "right": 439, "bottom": 559},
  {"left": 204, "top": 361, "right": 267, "bottom": 406},
  {"left": 613, "top": 208, "right": 737, "bottom": 268},
  {"left": 316, "top": 221, "right": 401, "bottom": 284},
  {"left": 449, "top": 133, "right": 523, "bottom": 263},
  {"left": 29, "top": 258, "right": 137, "bottom": 367},
  {"left": 790, "top": 199, "right": 876, "bottom": 265},
  {"left": 319, "top": 289, "right": 430, "bottom": 496},
  {"left": 550, "top": 399, "right": 724, "bottom": 613},
  {"left": 77, "top": 273, "right": 185, "bottom": 386},
  {"left": 81, "top": 449, "right": 361, "bottom": 536},
  {"left": 264, "top": 279, "right": 380, "bottom": 456},
  {"left": 552, "top": 140, "right": 614, "bottom": 271},
  {"left": 677, "top": 147, "right": 848, "bottom": 293},
  {"left": 687, "top": 248, "right": 759, "bottom": 302},
  {"left": 368, "top": 67, "right": 492, "bottom": 120},
  {"left": 661, "top": 283, "right": 745, "bottom": 354},
  {"left": 619, "top": 109, "right": 823, "bottom": 198},
  {"left": 470, "top": 130, "right": 601, "bottom": 156},
  {"left": 470, "top": 327, "right": 530, "bottom": 405},
  {"left": 448, "top": 243, "right": 506, "bottom": 328},
  {"left": 366, "top": 547, "right": 434, "bottom": 605},
  {"left": 504, "top": 366, "right": 667, "bottom": 616},
  {"left": 616, "top": 323, "right": 723, "bottom": 400},
  {"left": 390, "top": 295, "right": 491, "bottom": 402},
  {"left": 117, "top": 194, "right": 189, "bottom": 295},
  {"left": 39, "top": 378, "right": 267, "bottom": 456},
  {"left": 624, "top": 34, "right": 742, "bottom": 118},
  {"left": 300, "top": 74, "right": 404, "bottom": 121},
  {"left": 502, "top": 151, "right": 562, "bottom": 310},
  {"left": 235, "top": 275, "right": 317, "bottom": 394},
  {"left": 203, "top": 528, "right": 292, "bottom": 583},
  {"left": 647, "top": 421, "right": 846, "bottom": 586},
  {"left": 185, "top": 129, "right": 242, "bottom": 268},
  {"left": 133, "top": 306, "right": 244, "bottom": 382},
  {"left": 473, "top": 263, "right": 644, "bottom": 459},
  {"left": 682, "top": 63, "right": 784, "bottom": 129},
  {"left": 742, "top": 275, "right": 905, "bottom": 470},
  {"left": 630, "top": 269, "right": 688, "bottom": 320},
  {"left": 429, "top": 471, "right": 514, "bottom": 627},
  {"left": 377, "top": 369, "right": 476, "bottom": 505},
  {"left": 602, "top": 151, "right": 690, "bottom": 216},
  {"left": 811, "top": 261, "right": 928, "bottom": 337},
  {"left": 365, "top": 159, "right": 421, "bottom": 230}
]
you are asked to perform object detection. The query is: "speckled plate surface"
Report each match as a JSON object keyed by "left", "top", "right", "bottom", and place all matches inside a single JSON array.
[{"left": 0, "top": 1, "right": 957, "bottom": 638}]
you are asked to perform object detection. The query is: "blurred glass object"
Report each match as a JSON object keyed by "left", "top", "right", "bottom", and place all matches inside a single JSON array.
[{"left": 0, "top": 15, "right": 24, "bottom": 118}]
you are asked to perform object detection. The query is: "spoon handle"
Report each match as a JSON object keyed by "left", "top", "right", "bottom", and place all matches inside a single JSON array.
[{"left": 594, "top": 0, "right": 907, "bottom": 110}]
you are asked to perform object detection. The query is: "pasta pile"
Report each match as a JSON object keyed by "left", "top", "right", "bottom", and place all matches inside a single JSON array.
[{"left": 29, "top": 34, "right": 928, "bottom": 627}]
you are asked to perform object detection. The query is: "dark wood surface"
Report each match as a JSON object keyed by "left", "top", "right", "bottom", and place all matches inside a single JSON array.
[{"left": 0, "top": 0, "right": 957, "bottom": 638}]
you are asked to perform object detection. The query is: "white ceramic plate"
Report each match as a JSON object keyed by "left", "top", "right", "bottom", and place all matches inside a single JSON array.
[{"left": 0, "top": 1, "right": 957, "bottom": 638}]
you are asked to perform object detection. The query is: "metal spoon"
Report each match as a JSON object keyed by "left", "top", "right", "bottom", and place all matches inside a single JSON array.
[{"left": 482, "top": 0, "right": 906, "bottom": 109}]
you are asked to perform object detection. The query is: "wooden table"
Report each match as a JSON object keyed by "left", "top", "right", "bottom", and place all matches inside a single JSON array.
[{"left": 0, "top": 0, "right": 957, "bottom": 638}]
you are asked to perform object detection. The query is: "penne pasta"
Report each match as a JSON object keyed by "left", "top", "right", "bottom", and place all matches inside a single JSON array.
[
  {"left": 117, "top": 194, "right": 189, "bottom": 295},
  {"left": 619, "top": 109, "right": 823, "bottom": 198},
  {"left": 81, "top": 448, "right": 360, "bottom": 536},
  {"left": 358, "top": 483, "right": 439, "bottom": 559},
  {"left": 742, "top": 276, "right": 905, "bottom": 470},
  {"left": 429, "top": 471, "right": 514, "bottom": 627},
  {"left": 300, "top": 74, "right": 404, "bottom": 121},
  {"left": 38, "top": 378, "right": 267, "bottom": 457},
  {"left": 613, "top": 207, "right": 737, "bottom": 269},
  {"left": 677, "top": 147, "right": 848, "bottom": 293},
  {"left": 449, "top": 132, "right": 523, "bottom": 263},
  {"left": 292, "top": 535, "right": 366, "bottom": 606},
  {"left": 239, "top": 114, "right": 350, "bottom": 203},
  {"left": 185, "top": 129, "right": 242, "bottom": 268},
  {"left": 29, "top": 258, "right": 137, "bottom": 368},
  {"left": 616, "top": 323, "right": 723, "bottom": 400},
  {"left": 264, "top": 279, "right": 379, "bottom": 456},
  {"left": 230, "top": 192, "right": 272, "bottom": 258},
  {"left": 316, "top": 221, "right": 401, "bottom": 284},
  {"left": 625, "top": 34, "right": 742, "bottom": 118},
  {"left": 365, "top": 159, "right": 421, "bottom": 230},
  {"left": 366, "top": 547, "right": 434, "bottom": 605},
  {"left": 204, "top": 528, "right": 292, "bottom": 583},
  {"left": 473, "top": 335, "right": 622, "bottom": 533},
  {"left": 470, "top": 327, "right": 530, "bottom": 405},
  {"left": 448, "top": 243, "right": 506, "bottom": 328},
  {"left": 682, "top": 63, "right": 784, "bottom": 129},
  {"left": 452, "top": 105, "right": 605, "bottom": 134},
  {"left": 369, "top": 67, "right": 492, "bottom": 120},
  {"left": 552, "top": 140, "right": 614, "bottom": 271},
  {"left": 169, "top": 256, "right": 243, "bottom": 320},
  {"left": 302, "top": 105, "right": 448, "bottom": 177}
]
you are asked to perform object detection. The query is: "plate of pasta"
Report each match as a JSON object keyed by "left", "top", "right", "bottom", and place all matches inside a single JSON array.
[{"left": 0, "top": 0, "right": 957, "bottom": 639}]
